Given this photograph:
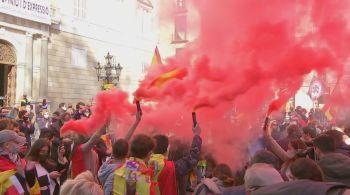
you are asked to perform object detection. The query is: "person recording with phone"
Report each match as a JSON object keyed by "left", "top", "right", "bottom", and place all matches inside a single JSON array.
[{"left": 17, "top": 110, "right": 35, "bottom": 148}]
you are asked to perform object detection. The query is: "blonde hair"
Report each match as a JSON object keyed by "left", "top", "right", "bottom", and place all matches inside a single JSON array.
[{"left": 60, "top": 171, "right": 103, "bottom": 195}]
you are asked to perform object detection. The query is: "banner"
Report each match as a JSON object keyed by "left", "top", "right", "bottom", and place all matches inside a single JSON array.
[
  {"left": 0, "top": 0, "right": 51, "bottom": 24},
  {"left": 308, "top": 76, "right": 323, "bottom": 101}
]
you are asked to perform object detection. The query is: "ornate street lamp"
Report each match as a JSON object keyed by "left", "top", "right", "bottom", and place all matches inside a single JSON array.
[{"left": 95, "top": 52, "right": 123, "bottom": 86}]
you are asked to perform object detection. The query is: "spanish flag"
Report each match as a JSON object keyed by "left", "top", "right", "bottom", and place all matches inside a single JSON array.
[
  {"left": 151, "top": 46, "right": 162, "bottom": 66},
  {"left": 148, "top": 68, "right": 187, "bottom": 88},
  {"left": 323, "top": 105, "right": 336, "bottom": 124},
  {"left": 0, "top": 170, "right": 23, "bottom": 195},
  {"left": 101, "top": 134, "right": 112, "bottom": 152}
]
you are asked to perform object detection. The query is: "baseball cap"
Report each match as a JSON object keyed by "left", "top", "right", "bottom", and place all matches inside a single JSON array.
[
  {"left": 244, "top": 163, "right": 283, "bottom": 191},
  {"left": 0, "top": 130, "right": 26, "bottom": 144}
]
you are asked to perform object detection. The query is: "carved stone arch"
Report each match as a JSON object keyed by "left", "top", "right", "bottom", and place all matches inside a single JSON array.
[
  {"left": 0, "top": 40, "right": 17, "bottom": 66},
  {"left": 0, "top": 39, "right": 17, "bottom": 106}
]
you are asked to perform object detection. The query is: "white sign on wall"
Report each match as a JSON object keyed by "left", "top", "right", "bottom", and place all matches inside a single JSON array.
[{"left": 0, "top": 0, "right": 51, "bottom": 24}]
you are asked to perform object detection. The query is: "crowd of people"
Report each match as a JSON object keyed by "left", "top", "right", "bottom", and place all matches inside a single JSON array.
[{"left": 1, "top": 98, "right": 350, "bottom": 195}]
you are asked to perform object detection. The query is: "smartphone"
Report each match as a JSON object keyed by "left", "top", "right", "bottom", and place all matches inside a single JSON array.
[
  {"left": 192, "top": 112, "right": 197, "bottom": 128},
  {"left": 136, "top": 101, "right": 142, "bottom": 116}
]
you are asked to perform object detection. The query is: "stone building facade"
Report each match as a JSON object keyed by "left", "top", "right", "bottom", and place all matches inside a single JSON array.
[{"left": 0, "top": 0, "right": 160, "bottom": 109}]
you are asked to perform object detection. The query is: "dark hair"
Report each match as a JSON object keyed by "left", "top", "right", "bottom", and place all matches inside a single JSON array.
[
  {"left": 18, "top": 110, "right": 27, "bottom": 119},
  {"left": 76, "top": 102, "right": 85, "bottom": 110},
  {"left": 52, "top": 111, "right": 60, "bottom": 117},
  {"left": 0, "top": 118, "right": 11, "bottom": 131},
  {"left": 112, "top": 139, "right": 129, "bottom": 159},
  {"left": 59, "top": 103, "right": 65, "bottom": 108},
  {"left": 26, "top": 138, "right": 50, "bottom": 161},
  {"left": 153, "top": 134, "right": 169, "bottom": 154},
  {"left": 287, "top": 124, "right": 302, "bottom": 139},
  {"left": 290, "top": 139, "right": 307, "bottom": 151},
  {"left": 325, "top": 130, "right": 344, "bottom": 145},
  {"left": 313, "top": 134, "right": 336, "bottom": 153},
  {"left": 167, "top": 139, "right": 190, "bottom": 161},
  {"left": 27, "top": 138, "right": 57, "bottom": 171},
  {"left": 213, "top": 164, "right": 235, "bottom": 187},
  {"left": 130, "top": 134, "right": 155, "bottom": 159},
  {"left": 252, "top": 150, "right": 280, "bottom": 169},
  {"left": 39, "top": 128, "right": 54, "bottom": 140},
  {"left": 302, "top": 126, "right": 317, "bottom": 138},
  {"left": 290, "top": 158, "right": 324, "bottom": 182},
  {"left": 61, "top": 112, "right": 71, "bottom": 120}
]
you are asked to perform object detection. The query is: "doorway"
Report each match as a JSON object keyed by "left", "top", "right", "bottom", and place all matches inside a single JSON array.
[{"left": 0, "top": 40, "right": 17, "bottom": 106}]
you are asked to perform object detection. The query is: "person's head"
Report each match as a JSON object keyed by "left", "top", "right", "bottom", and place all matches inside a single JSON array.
[
  {"left": 0, "top": 130, "right": 26, "bottom": 154},
  {"left": 270, "top": 120, "right": 279, "bottom": 131},
  {"left": 43, "top": 110, "right": 50, "bottom": 119},
  {"left": 313, "top": 134, "right": 336, "bottom": 157},
  {"left": 61, "top": 112, "right": 71, "bottom": 123},
  {"left": 287, "top": 139, "right": 307, "bottom": 158},
  {"left": 325, "top": 130, "right": 345, "bottom": 146},
  {"left": 302, "top": 126, "right": 317, "bottom": 142},
  {"left": 287, "top": 124, "right": 302, "bottom": 139},
  {"left": 153, "top": 134, "right": 169, "bottom": 155},
  {"left": 52, "top": 111, "right": 60, "bottom": 123},
  {"left": 213, "top": 164, "right": 234, "bottom": 187},
  {"left": 76, "top": 102, "right": 86, "bottom": 113},
  {"left": 39, "top": 128, "right": 55, "bottom": 143},
  {"left": 10, "top": 119, "right": 20, "bottom": 133},
  {"left": 168, "top": 139, "right": 190, "bottom": 161},
  {"left": 71, "top": 134, "right": 89, "bottom": 146},
  {"left": 112, "top": 139, "right": 128, "bottom": 160},
  {"left": 18, "top": 110, "right": 28, "bottom": 121},
  {"left": 288, "top": 158, "right": 324, "bottom": 182},
  {"left": 0, "top": 118, "right": 12, "bottom": 131},
  {"left": 25, "top": 105, "right": 32, "bottom": 113},
  {"left": 204, "top": 154, "right": 218, "bottom": 178},
  {"left": 252, "top": 150, "right": 280, "bottom": 170},
  {"left": 130, "top": 134, "right": 155, "bottom": 160},
  {"left": 26, "top": 138, "right": 51, "bottom": 161},
  {"left": 244, "top": 163, "right": 284, "bottom": 192},
  {"left": 60, "top": 171, "right": 103, "bottom": 195},
  {"left": 59, "top": 103, "right": 66, "bottom": 109}
]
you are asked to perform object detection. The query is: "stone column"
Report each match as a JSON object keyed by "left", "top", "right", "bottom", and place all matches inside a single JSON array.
[
  {"left": 39, "top": 35, "right": 48, "bottom": 98},
  {"left": 24, "top": 33, "right": 33, "bottom": 97}
]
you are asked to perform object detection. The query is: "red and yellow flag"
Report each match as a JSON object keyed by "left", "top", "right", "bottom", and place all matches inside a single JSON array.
[
  {"left": 101, "top": 134, "right": 112, "bottom": 152},
  {"left": 148, "top": 68, "right": 187, "bottom": 88},
  {"left": 151, "top": 46, "right": 162, "bottom": 66}
]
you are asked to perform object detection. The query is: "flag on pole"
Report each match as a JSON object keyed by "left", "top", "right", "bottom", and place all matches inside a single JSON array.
[
  {"left": 151, "top": 46, "right": 162, "bottom": 66},
  {"left": 322, "top": 80, "right": 340, "bottom": 123},
  {"left": 148, "top": 68, "right": 187, "bottom": 88}
]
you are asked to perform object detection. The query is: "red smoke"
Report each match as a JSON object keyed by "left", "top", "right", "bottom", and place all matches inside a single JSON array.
[
  {"left": 63, "top": 0, "right": 350, "bottom": 169},
  {"left": 61, "top": 90, "right": 135, "bottom": 136},
  {"left": 134, "top": 0, "right": 350, "bottom": 168}
]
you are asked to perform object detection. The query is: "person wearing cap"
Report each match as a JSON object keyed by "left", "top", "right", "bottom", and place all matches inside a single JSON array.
[{"left": 0, "top": 130, "right": 30, "bottom": 194}]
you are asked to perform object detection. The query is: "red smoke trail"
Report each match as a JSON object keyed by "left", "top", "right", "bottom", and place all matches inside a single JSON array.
[
  {"left": 61, "top": 90, "right": 135, "bottom": 137},
  {"left": 132, "top": 0, "right": 350, "bottom": 169},
  {"left": 62, "top": 0, "right": 350, "bottom": 170}
]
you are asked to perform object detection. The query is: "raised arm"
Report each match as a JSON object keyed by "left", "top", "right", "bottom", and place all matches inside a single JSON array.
[
  {"left": 263, "top": 120, "right": 289, "bottom": 162},
  {"left": 82, "top": 120, "right": 109, "bottom": 152},
  {"left": 174, "top": 124, "right": 202, "bottom": 176},
  {"left": 124, "top": 111, "right": 142, "bottom": 142}
]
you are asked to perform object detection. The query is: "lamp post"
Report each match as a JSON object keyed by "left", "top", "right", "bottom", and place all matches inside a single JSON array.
[{"left": 95, "top": 52, "right": 123, "bottom": 89}]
